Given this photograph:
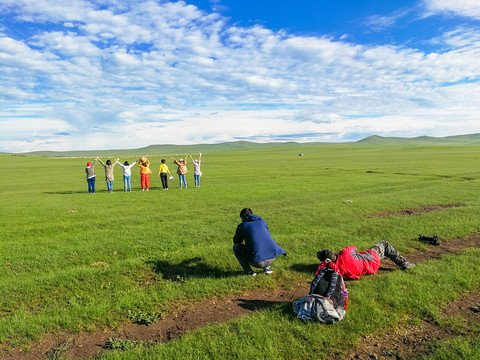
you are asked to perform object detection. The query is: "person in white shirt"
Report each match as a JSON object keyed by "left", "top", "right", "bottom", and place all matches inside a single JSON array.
[
  {"left": 189, "top": 153, "right": 202, "bottom": 188},
  {"left": 117, "top": 160, "right": 137, "bottom": 192}
]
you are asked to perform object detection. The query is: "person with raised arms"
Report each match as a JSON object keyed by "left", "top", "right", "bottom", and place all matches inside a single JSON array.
[
  {"left": 170, "top": 155, "right": 188, "bottom": 189},
  {"left": 189, "top": 153, "right": 202, "bottom": 188},
  {"left": 97, "top": 157, "right": 119, "bottom": 193},
  {"left": 117, "top": 160, "right": 137, "bottom": 192},
  {"left": 137, "top": 156, "right": 152, "bottom": 191}
]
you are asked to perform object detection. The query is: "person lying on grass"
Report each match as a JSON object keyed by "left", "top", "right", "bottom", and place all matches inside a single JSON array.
[
  {"left": 316, "top": 241, "right": 415, "bottom": 280},
  {"left": 233, "top": 208, "right": 286, "bottom": 276}
]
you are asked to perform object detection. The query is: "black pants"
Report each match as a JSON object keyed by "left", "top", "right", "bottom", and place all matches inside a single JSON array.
[
  {"left": 233, "top": 243, "right": 275, "bottom": 273},
  {"left": 160, "top": 173, "right": 168, "bottom": 189}
]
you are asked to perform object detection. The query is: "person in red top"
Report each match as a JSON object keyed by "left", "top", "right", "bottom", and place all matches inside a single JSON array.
[{"left": 316, "top": 241, "right": 415, "bottom": 280}]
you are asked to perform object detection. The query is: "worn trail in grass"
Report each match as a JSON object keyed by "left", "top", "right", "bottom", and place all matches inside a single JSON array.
[{"left": 2, "top": 231, "right": 478, "bottom": 360}]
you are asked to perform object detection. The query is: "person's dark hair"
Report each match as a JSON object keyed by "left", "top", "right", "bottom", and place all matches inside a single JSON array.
[
  {"left": 161, "top": 159, "right": 166, "bottom": 163},
  {"left": 240, "top": 208, "right": 253, "bottom": 220},
  {"left": 106, "top": 159, "right": 112, "bottom": 165},
  {"left": 124, "top": 161, "right": 129, "bottom": 166},
  {"left": 317, "top": 249, "right": 336, "bottom": 262}
]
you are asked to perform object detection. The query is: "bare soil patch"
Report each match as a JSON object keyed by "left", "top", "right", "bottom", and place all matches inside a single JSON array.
[
  {"left": 342, "top": 290, "right": 480, "bottom": 360},
  {"left": 371, "top": 204, "right": 462, "bottom": 218},
  {"left": 1, "top": 234, "right": 479, "bottom": 360}
]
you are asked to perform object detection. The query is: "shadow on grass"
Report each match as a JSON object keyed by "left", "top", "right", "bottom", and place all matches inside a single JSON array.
[
  {"left": 44, "top": 187, "right": 165, "bottom": 195},
  {"left": 290, "top": 263, "right": 318, "bottom": 274},
  {"left": 236, "top": 299, "right": 293, "bottom": 315},
  {"left": 148, "top": 257, "right": 239, "bottom": 281},
  {"left": 44, "top": 190, "right": 86, "bottom": 194},
  {"left": 377, "top": 266, "right": 396, "bottom": 272}
]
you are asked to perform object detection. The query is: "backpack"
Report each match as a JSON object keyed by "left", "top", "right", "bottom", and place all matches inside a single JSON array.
[{"left": 293, "top": 262, "right": 348, "bottom": 323}]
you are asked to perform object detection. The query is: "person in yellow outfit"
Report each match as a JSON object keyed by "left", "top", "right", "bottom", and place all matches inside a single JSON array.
[
  {"left": 137, "top": 156, "right": 152, "bottom": 191},
  {"left": 157, "top": 159, "right": 173, "bottom": 190}
]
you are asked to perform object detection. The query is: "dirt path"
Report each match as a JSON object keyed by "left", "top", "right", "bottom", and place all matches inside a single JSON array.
[
  {"left": 342, "top": 289, "right": 480, "bottom": 359},
  {"left": 2, "top": 232, "right": 479, "bottom": 360},
  {"left": 370, "top": 204, "right": 463, "bottom": 218}
]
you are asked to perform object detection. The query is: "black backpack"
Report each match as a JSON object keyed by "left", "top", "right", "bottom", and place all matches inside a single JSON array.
[{"left": 293, "top": 262, "right": 348, "bottom": 323}]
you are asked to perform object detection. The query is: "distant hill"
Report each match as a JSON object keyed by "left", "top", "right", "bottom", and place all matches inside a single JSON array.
[
  {"left": 356, "top": 133, "right": 480, "bottom": 145},
  {"left": 20, "top": 141, "right": 301, "bottom": 157},
  {"left": 12, "top": 133, "right": 480, "bottom": 157}
]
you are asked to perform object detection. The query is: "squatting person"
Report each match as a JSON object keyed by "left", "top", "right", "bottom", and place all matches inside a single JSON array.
[{"left": 233, "top": 208, "right": 286, "bottom": 276}]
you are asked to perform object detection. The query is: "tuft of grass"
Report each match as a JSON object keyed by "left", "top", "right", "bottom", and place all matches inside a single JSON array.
[{"left": 127, "top": 310, "right": 164, "bottom": 326}]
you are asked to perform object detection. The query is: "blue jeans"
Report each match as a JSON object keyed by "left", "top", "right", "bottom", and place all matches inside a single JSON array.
[
  {"left": 87, "top": 177, "right": 96, "bottom": 193},
  {"left": 194, "top": 174, "right": 200, "bottom": 187},
  {"left": 107, "top": 180, "right": 113, "bottom": 191},
  {"left": 123, "top": 175, "right": 131, "bottom": 192},
  {"left": 179, "top": 174, "right": 187, "bottom": 188}
]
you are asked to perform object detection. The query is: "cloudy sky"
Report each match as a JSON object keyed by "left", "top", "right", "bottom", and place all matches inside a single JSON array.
[{"left": 1, "top": 0, "right": 480, "bottom": 152}]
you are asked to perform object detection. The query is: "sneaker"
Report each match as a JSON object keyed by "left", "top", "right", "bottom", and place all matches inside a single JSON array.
[
  {"left": 244, "top": 271, "right": 257, "bottom": 277},
  {"left": 264, "top": 267, "right": 273, "bottom": 275},
  {"left": 402, "top": 262, "right": 416, "bottom": 270}
]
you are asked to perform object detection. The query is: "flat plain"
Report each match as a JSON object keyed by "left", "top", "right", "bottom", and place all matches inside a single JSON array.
[{"left": 0, "top": 142, "right": 479, "bottom": 359}]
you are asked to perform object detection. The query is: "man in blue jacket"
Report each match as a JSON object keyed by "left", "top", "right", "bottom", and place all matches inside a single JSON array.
[{"left": 233, "top": 208, "right": 287, "bottom": 276}]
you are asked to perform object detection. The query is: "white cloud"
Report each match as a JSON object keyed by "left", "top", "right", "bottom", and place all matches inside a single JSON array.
[
  {"left": 1, "top": 0, "right": 480, "bottom": 152},
  {"left": 423, "top": 0, "right": 480, "bottom": 19}
]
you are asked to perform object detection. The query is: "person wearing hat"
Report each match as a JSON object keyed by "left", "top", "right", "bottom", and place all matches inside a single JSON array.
[
  {"left": 316, "top": 241, "right": 415, "bottom": 280},
  {"left": 157, "top": 159, "right": 173, "bottom": 190},
  {"left": 137, "top": 156, "right": 152, "bottom": 191},
  {"left": 85, "top": 158, "right": 97, "bottom": 194},
  {"left": 170, "top": 155, "right": 189, "bottom": 189}
]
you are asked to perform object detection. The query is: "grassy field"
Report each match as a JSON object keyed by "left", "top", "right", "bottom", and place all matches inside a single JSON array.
[{"left": 1, "top": 143, "right": 480, "bottom": 359}]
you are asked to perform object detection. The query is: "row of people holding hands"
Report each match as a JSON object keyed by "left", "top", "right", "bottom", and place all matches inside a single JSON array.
[{"left": 85, "top": 154, "right": 202, "bottom": 193}]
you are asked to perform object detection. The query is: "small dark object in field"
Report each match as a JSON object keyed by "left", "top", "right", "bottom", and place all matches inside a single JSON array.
[
  {"left": 298, "top": 153, "right": 304, "bottom": 156},
  {"left": 418, "top": 235, "right": 440, "bottom": 246},
  {"left": 470, "top": 304, "right": 480, "bottom": 313}
]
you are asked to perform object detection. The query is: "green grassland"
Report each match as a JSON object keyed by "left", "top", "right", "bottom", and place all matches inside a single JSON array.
[{"left": 1, "top": 142, "right": 480, "bottom": 359}]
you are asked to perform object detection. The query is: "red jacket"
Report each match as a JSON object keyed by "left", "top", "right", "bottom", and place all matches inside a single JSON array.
[{"left": 334, "top": 246, "right": 381, "bottom": 280}]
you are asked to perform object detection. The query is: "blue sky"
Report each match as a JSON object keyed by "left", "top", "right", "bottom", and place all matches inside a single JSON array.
[{"left": 1, "top": 0, "right": 480, "bottom": 152}]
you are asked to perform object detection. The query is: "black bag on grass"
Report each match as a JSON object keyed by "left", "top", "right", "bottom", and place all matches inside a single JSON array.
[{"left": 293, "top": 262, "right": 348, "bottom": 323}]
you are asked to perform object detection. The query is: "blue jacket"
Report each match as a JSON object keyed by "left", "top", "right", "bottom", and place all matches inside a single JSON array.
[{"left": 233, "top": 214, "right": 287, "bottom": 263}]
